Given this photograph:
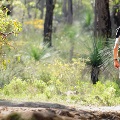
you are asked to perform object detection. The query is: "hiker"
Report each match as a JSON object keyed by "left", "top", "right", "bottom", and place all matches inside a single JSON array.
[{"left": 114, "top": 27, "right": 120, "bottom": 68}]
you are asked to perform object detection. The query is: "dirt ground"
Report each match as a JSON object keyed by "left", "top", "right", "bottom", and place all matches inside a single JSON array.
[{"left": 0, "top": 100, "right": 120, "bottom": 120}]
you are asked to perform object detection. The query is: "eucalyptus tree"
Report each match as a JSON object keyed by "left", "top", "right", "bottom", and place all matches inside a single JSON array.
[{"left": 44, "top": 0, "right": 56, "bottom": 47}]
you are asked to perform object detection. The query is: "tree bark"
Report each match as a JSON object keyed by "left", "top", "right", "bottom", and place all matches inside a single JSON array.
[
  {"left": 67, "top": 0, "right": 73, "bottom": 24},
  {"left": 94, "top": 0, "right": 111, "bottom": 39},
  {"left": 62, "top": 0, "right": 67, "bottom": 22},
  {"left": 62, "top": 0, "right": 73, "bottom": 24},
  {"left": 40, "top": 0, "right": 45, "bottom": 19},
  {"left": 91, "top": 66, "right": 99, "bottom": 84},
  {"left": 44, "top": 0, "right": 55, "bottom": 47},
  {"left": 91, "top": 0, "right": 111, "bottom": 84}
]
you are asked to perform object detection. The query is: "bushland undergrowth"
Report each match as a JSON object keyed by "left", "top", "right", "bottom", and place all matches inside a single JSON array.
[
  {"left": 0, "top": 30, "right": 119, "bottom": 106},
  {"left": 0, "top": 4, "right": 119, "bottom": 106}
]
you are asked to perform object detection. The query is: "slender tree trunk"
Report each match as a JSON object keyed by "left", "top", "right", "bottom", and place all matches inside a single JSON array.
[
  {"left": 62, "top": 0, "right": 67, "bottom": 22},
  {"left": 40, "top": 0, "right": 45, "bottom": 19},
  {"left": 67, "top": 0, "right": 73, "bottom": 24},
  {"left": 27, "top": 7, "right": 32, "bottom": 18},
  {"left": 68, "top": 0, "right": 73, "bottom": 62},
  {"left": 44, "top": 0, "right": 55, "bottom": 47},
  {"left": 62, "top": 0, "right": 73, "bottom": 24}
]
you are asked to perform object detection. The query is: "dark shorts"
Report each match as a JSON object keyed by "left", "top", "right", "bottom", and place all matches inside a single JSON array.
[{"left": 116, "top": 27, "right": 120, "bottom": 38}]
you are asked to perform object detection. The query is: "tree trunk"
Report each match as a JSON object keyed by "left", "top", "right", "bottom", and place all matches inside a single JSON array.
[
  {"left": 62, "top": 0, "right": 67, "bottom": 22},
  {"left": 40, "top": 0, "right": 45, "bottom": 19},
  {"left": 91, "top": 0, "right": 111, "bottom": 84},
  {"left": 44, "top": 0, "right": 55, "bottom": 47},
  {"left": 94, "top": 0, "right": 111, "bottom": 39},
  {"left": 91, "top": 66, "right": 100, "bottom": 84},
  {"left": 27, "top": 7, "right": 32, "bottom": 18},
  {"left": 67, "top": 0, "right": 73, "bottom": 24},
  {"left": 62, "top": 0, "right": 73, "bottom": 24}
]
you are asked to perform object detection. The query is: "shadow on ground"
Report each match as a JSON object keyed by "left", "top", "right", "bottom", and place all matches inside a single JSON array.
[
  {"left": 0, "top": 99, "right": 68, "bottom": 109},
  {"left": 0, "top": 99, "right": 120, "bottom": 120}
]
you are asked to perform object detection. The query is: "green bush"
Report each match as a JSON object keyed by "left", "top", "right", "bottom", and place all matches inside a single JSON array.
[
  {"left": 3, "top": 78, "right": 27, "bottom": 95},
  {"left": 1, "top": 76, "right": 120, "bottom": 106}
]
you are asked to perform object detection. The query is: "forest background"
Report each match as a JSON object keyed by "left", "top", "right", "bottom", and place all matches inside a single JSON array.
[{"left": 0, "top": 0, "right": 120, "bottom": 106}]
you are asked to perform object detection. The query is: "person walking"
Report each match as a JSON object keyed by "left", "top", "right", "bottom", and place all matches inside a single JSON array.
[{"left": 114, "top": 27, "right": 120, "bottom": 68}]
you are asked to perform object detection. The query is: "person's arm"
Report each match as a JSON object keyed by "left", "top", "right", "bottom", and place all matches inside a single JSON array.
[{"left": 114, "top": 38, "right": 120, "bottom": 68}]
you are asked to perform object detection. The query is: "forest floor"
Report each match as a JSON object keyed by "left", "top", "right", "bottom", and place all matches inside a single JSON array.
[{"left": 0, "top": 100, "right": 120, "bottom": 120}]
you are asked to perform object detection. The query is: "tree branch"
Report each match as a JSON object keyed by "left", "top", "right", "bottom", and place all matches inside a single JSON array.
[{"left": 0, "top": 31, "right": 14, "bottom": 37}]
